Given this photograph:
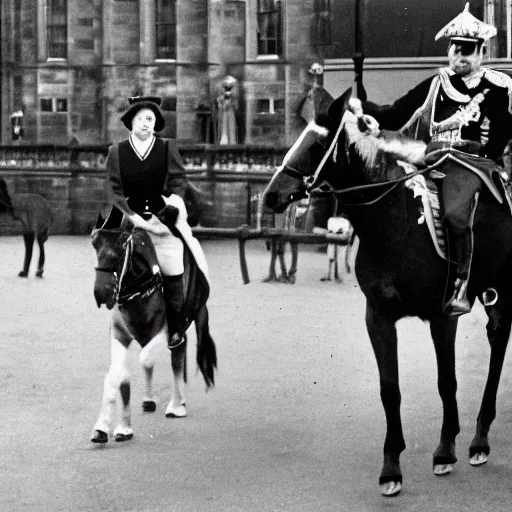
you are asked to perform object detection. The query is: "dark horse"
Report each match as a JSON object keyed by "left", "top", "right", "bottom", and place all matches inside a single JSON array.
[
  {"left": 90, "top": 206, "right": 216, "bottom": 443},
  {"left": 0, "top": 178, "right": 52, "bottom": 277},
  {"left": 263, "top": 88, "right": 512, "bottom": 496}
]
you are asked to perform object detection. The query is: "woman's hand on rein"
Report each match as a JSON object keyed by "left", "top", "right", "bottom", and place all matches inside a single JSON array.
[{"left": 145, "top": 215, "right": 171, "bottom": 236}]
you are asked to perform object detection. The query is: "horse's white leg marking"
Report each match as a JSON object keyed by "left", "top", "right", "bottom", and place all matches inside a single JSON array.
[
  {"left": 93, "top": 337, "right": 130, "bottom": 436},
  {"left": 165, "top": 330, "right": 187, "bottom": 418},
  {"left": 139, "top": 327, "right": 167, "bottom": 404}
]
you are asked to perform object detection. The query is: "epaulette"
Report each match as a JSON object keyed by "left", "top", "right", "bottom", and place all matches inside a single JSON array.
[{"left": 483, "top": 68, "right": 512, "bottom": 113}]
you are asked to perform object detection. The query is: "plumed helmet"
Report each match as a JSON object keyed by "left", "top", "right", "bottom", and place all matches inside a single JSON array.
[
  {"left": 435, "top": 3, "right": 497, "bottom": 43},
  {"left": 120, "top": 96, "right": 165, "bottom": 132}
]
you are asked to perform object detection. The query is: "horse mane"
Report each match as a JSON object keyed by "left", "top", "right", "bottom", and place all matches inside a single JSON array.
[
  {"left": 0, "top": 178, "right": 14, "bottom": 213},
  {"left": 341, "top": 112, "right": 426, "bottom": 178}
]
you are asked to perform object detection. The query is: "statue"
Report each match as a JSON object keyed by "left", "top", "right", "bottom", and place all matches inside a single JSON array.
[{"left": 215, "top": 75, "right": 238, "bottom": 145}]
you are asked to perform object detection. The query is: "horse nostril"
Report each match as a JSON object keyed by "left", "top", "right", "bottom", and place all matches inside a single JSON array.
[{"left": 265, "top": 192, "right": 279, "bottom": 208}]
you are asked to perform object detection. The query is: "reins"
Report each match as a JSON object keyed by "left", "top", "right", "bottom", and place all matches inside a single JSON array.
[{"left": 310, "top": 167, "right": 432, "bottom": 207}]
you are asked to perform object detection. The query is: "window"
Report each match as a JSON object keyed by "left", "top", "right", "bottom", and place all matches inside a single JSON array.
[
  {"left": 257, "top": 0, "right": 282, "bottom": 56},
  {"left": 155, "top": 0, "right": 176, "bottom": 60},
  {"left": 314, "top": 0, "right": 331, "bottom": 47},
  {"left": 46, "top": 0, "right": 68, "bottom": 59},
  {"left": 485, "top": 0, "right": 512, "bottom": 58},
  {"left": 256, "top": 98, "right": 284, "bottom": 114},
  {"left": 40, "top": 99, "right": 53, "bottom": 112},
  {"left": 40, "top": 98, "right": 68, "bottom": 112}
]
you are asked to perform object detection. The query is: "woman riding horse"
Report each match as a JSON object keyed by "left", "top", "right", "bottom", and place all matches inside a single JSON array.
[{"left": 104, "top": 96, "right": 209, "bottom": 349}]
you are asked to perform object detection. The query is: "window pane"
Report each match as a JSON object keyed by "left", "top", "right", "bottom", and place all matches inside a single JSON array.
[
  {"left": 155, "top": 0, "right": 176, "bottom": 59},
  {"left": 40, "top": 99, "right": 53, "bottom": 112},
  {"left": 56, "top": 99, "right": 68, "bottom": 112},
  {"left": 256, "top": 99, "right": 270, "bottom": 113},
  {"left": 257, "top": 0, "right": 282, "bottom": 56},
  {"left": 47, "top": 0, "right": 68, "bottom": 58}
]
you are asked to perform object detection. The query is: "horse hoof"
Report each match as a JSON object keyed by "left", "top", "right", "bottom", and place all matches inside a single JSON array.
[
  {"left": 142, "top": 400, "right": 156, "bottom": 412},
  {"left": 165, "top": 404, "right": 187, "bottom": 418},
  {"left": 18, "top": 271, "right": 28, "bottom": 278},
  {"left": 470, "top": 453, "right": 488, "bottom": 466},
  {"left": 90, "top": 430, "right": 109, "bottom": 443},
  {"left": 114, "top": 432, "right": 133, "bottom": 442},
  {"left": 380, "top": 481, "right": 402, "bottom": 497},
  {"left": 433, "top": 463, "right": 453, "bottom": 476}
]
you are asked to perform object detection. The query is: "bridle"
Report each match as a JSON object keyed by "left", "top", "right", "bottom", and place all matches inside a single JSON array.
[
  {"left": 282, "top": 116, "right": 431, "bottom": 208},
  {"left": 95, "top": 233, "right": 134, "bottom": 305}
]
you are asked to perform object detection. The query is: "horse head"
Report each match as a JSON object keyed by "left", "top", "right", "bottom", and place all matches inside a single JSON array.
[
  {"left": 263, "top": 87, "right": 428, "bottom": 215},
  {"left": 263, "top": 88, "right": 352, "bottom": 214},
  {"left": 91, "top": 227, "right": 159, "bottom": 310}
]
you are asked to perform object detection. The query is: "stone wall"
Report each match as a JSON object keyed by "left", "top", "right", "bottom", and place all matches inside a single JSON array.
[{"left": 0, "top": 143, "right": 285, "bottom": 235}]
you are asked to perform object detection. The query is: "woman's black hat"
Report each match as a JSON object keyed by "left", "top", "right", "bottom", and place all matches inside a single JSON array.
[{"left": 121, "top": 96, "right": 165, "bottom": 132}]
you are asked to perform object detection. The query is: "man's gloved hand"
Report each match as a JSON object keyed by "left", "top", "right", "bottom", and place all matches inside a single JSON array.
[{"left": 348, "top": 97, "right": 364, "bottom": 116}]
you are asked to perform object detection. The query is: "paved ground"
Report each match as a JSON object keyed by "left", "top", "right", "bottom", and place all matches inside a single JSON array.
[{"left": 1, "top": 235, "right": 512, "bottom": 512}]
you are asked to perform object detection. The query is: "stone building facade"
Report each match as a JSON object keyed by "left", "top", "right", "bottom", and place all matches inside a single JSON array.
[{"left": 0, "top": 0, "right": 331, "bottom": 147}]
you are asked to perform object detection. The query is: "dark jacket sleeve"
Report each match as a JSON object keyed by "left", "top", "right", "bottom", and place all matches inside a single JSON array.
[
  {"left": 104, "top": 143, "right": 135, "bottom": 217},
  {"left": 363, "top": 76, "right": 436, "bottom": 130},
  {"left": 163, "top": 138, "right": 188, "bottom": 199},
  {"left": 483, "top": 85, "right": 512, "bottom": 162}
]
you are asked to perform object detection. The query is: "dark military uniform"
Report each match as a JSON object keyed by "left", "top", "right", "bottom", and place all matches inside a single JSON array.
[{"left": 363, "top": 66, "right": 512, "bottom": 314}]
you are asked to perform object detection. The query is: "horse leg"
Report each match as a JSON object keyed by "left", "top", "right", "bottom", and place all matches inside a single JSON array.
[
  {"left": 430, "top": 315, "right": 460, "bottom": 475},
  {"left": 139, "top": 328, "right": 167, "bottom": 413},
  {"left": 366, "top": 302, "right": 404, "bottom": 497},
  {"left": 165, "top": 339, "right": 187, "bottom": 418},
  {"left": 18, "top": 233, "right": 34, "bottom": 277},
  {"left": 35, "top": 233, "right": 46, "bottom": 278},
  {"left": 321, "top": 244, "right": 334, "bottom": 281},
  {"left": 334, "top": 245, "right": 343, "bottom": 283},
  {"left": 91, "top": 338, "right": 131, "bottom": 443},
  {"left": 287, "top": 242, "right": 298, "bottom": 284},
  {"left": 277, "top": 240, "right": 289, "bottom": 282},
  {"left": 262, "top": 239, "right": 278, "bottom": 282},
  {"left": 469, "top": 297, "right": 512, "bottom": 466}
]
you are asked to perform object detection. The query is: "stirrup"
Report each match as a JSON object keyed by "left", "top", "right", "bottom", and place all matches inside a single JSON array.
[
  {"left": 445, "top": 278, "right": 471, "bottom": 317},
  {"left": 168, "top": 332, "right": 186, "bottom": 350},
  {"left": 482, "top": 288, "right": 498, "bottom": 307}
]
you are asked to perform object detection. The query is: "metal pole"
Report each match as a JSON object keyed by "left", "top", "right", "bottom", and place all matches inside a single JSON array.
[{"left": 353, "top": 0, "right": 365, "bottom": 99}]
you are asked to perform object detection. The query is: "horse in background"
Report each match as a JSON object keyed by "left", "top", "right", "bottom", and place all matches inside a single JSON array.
[
  {"left": 263, "top": 89, "right": 512, "bottom": 496},
  {"left": 91, "top": 206, "right": 216, "bottom": 444},
  {"left": 0, "top": 178, "right": 53, "bottom": 277}
]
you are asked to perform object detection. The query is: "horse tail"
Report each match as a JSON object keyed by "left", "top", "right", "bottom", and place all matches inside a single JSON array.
[{"left": 194, "top": 304, "right": 217, "bottom": 388}]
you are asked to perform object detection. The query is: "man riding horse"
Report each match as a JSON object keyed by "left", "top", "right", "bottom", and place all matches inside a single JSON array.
[{"left": 351, "top": 3, "right": 512, "bottom": 316}]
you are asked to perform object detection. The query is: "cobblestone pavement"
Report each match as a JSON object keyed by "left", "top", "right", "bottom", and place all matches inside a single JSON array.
[{"left": 1, "top": 236, "right": 512, "bottom": 512}]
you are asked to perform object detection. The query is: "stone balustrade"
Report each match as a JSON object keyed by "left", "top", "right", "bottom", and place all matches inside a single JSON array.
[{"left": 0, "top": 144, "right": 288, "bottom": 235}]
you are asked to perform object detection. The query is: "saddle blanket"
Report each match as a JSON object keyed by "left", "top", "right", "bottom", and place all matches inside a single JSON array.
[{"left": 399, "top": 160, "right": 512, "bottom": 262}]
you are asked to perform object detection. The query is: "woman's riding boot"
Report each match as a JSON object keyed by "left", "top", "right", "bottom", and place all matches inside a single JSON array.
[{"left": 162, "top": 274, "right": 186, "bottom": 349}]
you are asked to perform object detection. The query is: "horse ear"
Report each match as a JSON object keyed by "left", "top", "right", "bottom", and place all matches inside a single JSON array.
[{"left": 327, "top": 87, "right": 353, "bottom": 122}]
